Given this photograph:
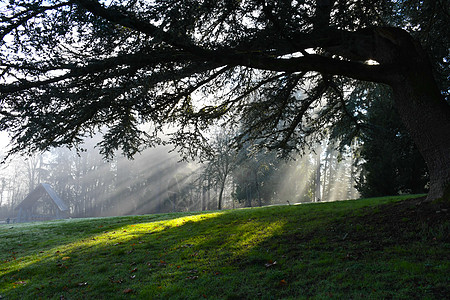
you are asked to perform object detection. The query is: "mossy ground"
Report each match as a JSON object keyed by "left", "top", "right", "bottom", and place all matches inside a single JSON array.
[{"left": 0, "top": 195, "right": 448, "bottom": 299}]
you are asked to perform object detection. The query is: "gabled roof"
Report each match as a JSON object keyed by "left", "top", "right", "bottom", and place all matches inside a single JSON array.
[{"left": 15, "top": 183, "right": 69, "bottom": 212}]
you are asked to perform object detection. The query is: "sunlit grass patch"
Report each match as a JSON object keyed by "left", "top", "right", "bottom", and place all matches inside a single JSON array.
[{"left": 0, "top": 211, "right": 226, "bottom": 297}]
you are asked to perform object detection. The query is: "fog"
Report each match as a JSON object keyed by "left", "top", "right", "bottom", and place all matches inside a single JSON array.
[{"left": 0, "top": 134, "right": 359, "bottom": 221}]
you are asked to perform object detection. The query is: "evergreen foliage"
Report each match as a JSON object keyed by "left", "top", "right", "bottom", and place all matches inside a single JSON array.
[{"left": 356, "top": 86, "right": 429, "bottom": 197}]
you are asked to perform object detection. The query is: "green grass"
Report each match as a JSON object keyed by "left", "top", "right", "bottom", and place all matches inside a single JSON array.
[{"left": 0, "top": 194, "right": 448, "bottom": 299}]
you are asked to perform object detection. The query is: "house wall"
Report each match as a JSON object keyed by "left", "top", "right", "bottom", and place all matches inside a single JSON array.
[{"left": 16, "top": 203, "right": 68, "bottom": 223}]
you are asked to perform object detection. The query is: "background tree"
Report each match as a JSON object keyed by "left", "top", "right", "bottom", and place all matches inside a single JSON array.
[
  {"left": 355, "top": 86, "right": 429, "bottom": 197},
  {"left": 0, "top": 0, "right": 448, "bottom": 201},
  {"left": 331, "top": 81, "right": 430, "bottom": 198},
  {"left": 232, "top": 145, "right": 280, "bottom": 207},
  {"left": 201, "top": 131, "right": 237, "bottom": 210}
]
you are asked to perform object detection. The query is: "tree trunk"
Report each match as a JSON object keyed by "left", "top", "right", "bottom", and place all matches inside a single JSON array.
[
  {"left": 218, "top": 181, "right": 225, "bottom": 210},
  {"left": 202, "top": 186, "right": 206, "bottom": 211},
  {"left": 254, "top": 170, "right": 262, "bottom": 207},
  {"left": 322, "top": 145, "right": 330, "bottom": 200},
  {"left": 391, "top": 79, "right": 450, "bottom": 201},
  {"left": 369, "top": 28, "right": 450, "bottom": 202},
  {"left": 315, "top": 145, "right": 322, "bottom": 202}
]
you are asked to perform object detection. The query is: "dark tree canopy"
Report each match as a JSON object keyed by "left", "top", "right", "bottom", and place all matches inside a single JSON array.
[{"left": 0, "top": 0, "right": 449, "bottom": 200}]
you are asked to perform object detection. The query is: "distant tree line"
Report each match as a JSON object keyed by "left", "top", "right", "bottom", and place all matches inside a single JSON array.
[
  {"left": 0, "top": 136, "right": 201, "bottom": 219},
  {"left": 0, "top": 136, "right": 357, "bottom": 219}
]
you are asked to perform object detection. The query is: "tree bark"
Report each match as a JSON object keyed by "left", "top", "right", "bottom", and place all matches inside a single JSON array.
[
  {"left": 381, "top": 31, "right": 450, "bottom": 201},
  {"left": 218, "top": 181, "right": 225, "bottom": 210},
  {"left": 391, "top": 79, "right": 450, "bottom": 201},
  {"left": 315, "top": 145, "right": 322, "bottom": 202}
]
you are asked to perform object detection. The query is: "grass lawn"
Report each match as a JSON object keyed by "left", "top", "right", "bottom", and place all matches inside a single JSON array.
[{"left": 0, "top": 195, "right": 448, "bottom": 299}]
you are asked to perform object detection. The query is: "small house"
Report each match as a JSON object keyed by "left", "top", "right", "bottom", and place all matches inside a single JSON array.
[{"left": 15, "top": 183, "right": 69, "bottom": 223}]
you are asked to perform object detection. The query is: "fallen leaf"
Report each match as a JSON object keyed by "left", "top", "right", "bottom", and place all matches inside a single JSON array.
[
  {"left": 130, "top": 268, "right": 138, "bottom": 273},
  {"left": 279, "top": 279, "right": 287, "bottom": 286},
  {"left": 130, "top": 275, "right": 136, "bottom": 279},
  {"left": 62, "top": 257, "right": 70, "bottom": 260},
  {"left": 77, "top": 282, "right": 88, "bottom": 287},
  {"left": 109, "top": 278, "right": 123, "bottom": 284},
  {"left": 265, "top": 261, "right": 277, "bottom": 268},
  {"left": 186, "top": 276, "right": 198, "bottom": 280},
  {"left": 123, "top": 288, "right": 133, "bottom": 294},
  {"left": 158, "top": 261, "right": 167, "bottom": 267}
]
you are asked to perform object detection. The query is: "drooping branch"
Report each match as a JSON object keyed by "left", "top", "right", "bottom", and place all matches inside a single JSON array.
[
  {"left": 324, "top": 76, "right": 363, "bottom": 133},
  {"left": 0, "top": 2, "right": 73, "bottom": 41},
  {"left": 274, "top": 79, "right": 328, "bottom": 150},
  {"left": 74, "top": 0, "right": 206, "bottom": 54}
]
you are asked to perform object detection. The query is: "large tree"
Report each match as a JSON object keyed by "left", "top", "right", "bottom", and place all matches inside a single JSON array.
[{"left": 0, "top": 0, "right": 449, "bottom": 201}]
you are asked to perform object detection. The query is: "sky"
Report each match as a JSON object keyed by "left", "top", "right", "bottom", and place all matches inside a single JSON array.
[{"left": 0, "top": 132, "right": 9, "bottom": 153}]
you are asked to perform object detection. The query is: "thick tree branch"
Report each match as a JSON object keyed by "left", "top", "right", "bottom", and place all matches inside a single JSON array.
[
  {"left": 73, "top": 0, "right": 393, "bottom": 84},
  {"left": 223, "top": 54, "right": 395, "bottom": 84},
  {"left": 0, "top": 50, "right": 203, "bottom": 94}
]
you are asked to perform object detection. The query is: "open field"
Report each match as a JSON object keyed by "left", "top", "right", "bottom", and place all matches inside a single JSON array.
[{"left": 0, "top": 195, "right": 448, "bottom": 299}]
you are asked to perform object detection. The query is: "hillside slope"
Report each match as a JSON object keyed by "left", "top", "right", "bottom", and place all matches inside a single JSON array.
[{"left": 0, "top": 195, "right": 448, "bottom": 299}]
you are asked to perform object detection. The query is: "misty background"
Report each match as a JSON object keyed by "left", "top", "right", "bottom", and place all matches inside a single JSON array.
[{"left": 0, "top": 130, "right": 359, "bottom": 220}]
